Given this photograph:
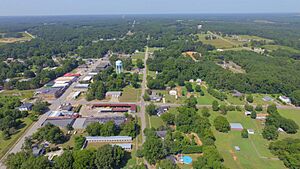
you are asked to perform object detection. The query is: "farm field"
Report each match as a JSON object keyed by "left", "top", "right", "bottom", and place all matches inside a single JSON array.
[
  {"left": 198, "top": 34, "right": 235, "bottom": 49},
  {"left": 210, "top": 111, "right": 286, "bottom": 169},
  {"left": 0, "top": 118, "right": 33, "bottom": 159},
  {"left": 119, "top": 86, "right": 141, "bottom": 102},
  {"left": 0, "top": 32, "right": 33, "bottom": 43}
]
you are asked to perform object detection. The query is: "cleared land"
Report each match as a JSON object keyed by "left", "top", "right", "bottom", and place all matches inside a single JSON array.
[
  {"left": 198, "top": 34, "right": 235, "bottom": 49},
  {"left": 209, "top": 110, "right": 287, "bottom": 169},
  {"left": 119, "top": 86, "right": 141, "bottom": 102},
  {"left": 1, "top": 90, "right": 34, "bottom": 100},
  {"left": 0, "top": 32, "right": 33, "bottom": 43}
]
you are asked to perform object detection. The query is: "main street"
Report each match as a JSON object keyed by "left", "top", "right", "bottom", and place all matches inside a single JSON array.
[{"left": 0, "top": 59, "right": 103, "bottom": 169}]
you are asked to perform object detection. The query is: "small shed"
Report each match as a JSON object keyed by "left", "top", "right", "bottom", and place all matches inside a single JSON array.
[
  {"left": 263, "top": 96, "right": 273, "bottom": 102},
  {"left": 244, "top": 111, "right": 252, "bottom": 116},
  {"left": 230, "top": 123, "right": 243, "bottom": 131},
  {"left": 234, "top": 146, "right": 240, "bottom": 151},
  {"left": 247, "top": 129, "right": 255, "bottom": 134}
]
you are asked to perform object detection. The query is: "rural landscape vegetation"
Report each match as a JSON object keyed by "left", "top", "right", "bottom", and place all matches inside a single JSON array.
[{"left": 0, "top": 12, "right": 300, "bottom": 169}]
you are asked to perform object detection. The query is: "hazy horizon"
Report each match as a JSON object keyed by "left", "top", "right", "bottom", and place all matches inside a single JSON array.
[{"left": 0, "top": 0, "right": 299, "bottom": 16}]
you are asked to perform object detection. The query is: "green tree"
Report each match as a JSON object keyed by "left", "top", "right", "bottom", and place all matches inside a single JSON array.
[
  {"left": 246, "top": 95, "right": 254, "bottom": 103},
  {"left": 212, "top": 100, "right": 219, "bottom": 111},
  {"left": 54, "top": 150, "right": 74, "bottom": 169},
  {"left": 157, "top": 159, "right": 179, "bottom": 169},
  {"left": 245, "top": 104, "right": 254, "bottom": 111},
  {"left": 195, "top": 85, "right": 202, "bottom": 92},
  {"left": 201, "top": 107, "right": 210, "bottom": 117},
  {"left": 262, "top": 125, "right": 278, "bottom": 140},
  {"left": 143, "top": 136, "right": 165, "bottom": 164},
  {"left": 136, "top": 59, "right": 144, "bottom": 69},
  {"left": 143, "top": 93, "right": 150, "bottom": 101},
  {"left": 146, "top": 103, "right": 157, "bottom": 116},
  {"left": 267, "top": 104, "right": 277, "bottom": 114},
  {"left": 185, "top": 95, "right": 198, "bottom": 109},
  {"left": 241, "top": 129, "right": 248, "bottom": 138},
  {"left": 73, "top": 149, "right": 95, "bottom": 169},
  {"left": 161, "top": 113, "right": 175, "bottom": 125},
  {"left": 214, "top": 116, "right": 230, "bottom": 133},
  {"left": 86, "top": 122, "right": 101, "bottom": 136},
  {"left": 290, "top": 90, "right": 300, "bottom": 106},
  {"left": 219, "top": 105, "right": 227, "bottom": 115},
  {"left": 255, "top": 104, "right": 263, "bottom": 111},
  {"left": 185, "top": 82, "right": 193, "bottom": 92},
  {"left": 5, "top": 152, "right": 28, "bottom": 169},
  {"left": 32, "top": 101, "right": 49, "bottom": 114},
  {"left": 74, "top": 135, "right": 86, "bottom": 150},
  {"left": 250, "top": 111, "right": 257, "bottom": 119},
  {"left": 20, "top": 156, "right": 50, "bottom": 169},
  {"left": 100, "top": 121, "right": 117, "bottom": 136}
]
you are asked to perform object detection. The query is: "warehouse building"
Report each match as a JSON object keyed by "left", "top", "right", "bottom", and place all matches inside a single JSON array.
[
  {"left": 85, "top": 136, "right": 132, "bottom": 142},
  {"left": 92, "top": 103, "right": 136, "bottom": 113}
]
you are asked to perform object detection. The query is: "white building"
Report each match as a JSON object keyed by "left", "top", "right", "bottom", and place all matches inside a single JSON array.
[
  {"left": 116, "top": 60, "right": 123, "bottom": 74},
  {"left": 169, "top": 90, "right": 177, "bottom": 96},
  {"left": 279, "top": 96, "right": 291, "bottom": 104}
]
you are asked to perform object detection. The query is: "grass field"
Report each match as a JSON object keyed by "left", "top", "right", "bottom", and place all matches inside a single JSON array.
[
  {"left": 148, "top": 47, "right": 163, "bottom": 53},
  {"left": 262, "top": 45, "right": 300, "bottom": 53},
  {"left": 149, "top": 116, "right": 165, "bottom": 129},
  {"left": 198, "top": 34, "right": 236, "bottom": 49},
  {"left": 278, "top": 109, "right": 300, "bottom": 139},
  {"left": 119, "top": 86, "right": 141, "bottom": 102},
  {"left": 0, "top": 118, "right": 33, "bottom": 159},
  {"left": 237, "top": 35, "right": 273, "bottom": 43},
  {"left": 210, "top": 111, "right": 286, "bottom": 169},
  {"left": 132, "top": 52, "right": 145, "bottom": 60},
  {"left": 1, "top": 90, "right": 35, "bottom": 101}
]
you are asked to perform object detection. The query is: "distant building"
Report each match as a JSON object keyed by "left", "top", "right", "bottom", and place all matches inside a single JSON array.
[
  {"left": 72, "top": 91, "right": 81, "bottom": 99},
  {"left": 43, "top": 118, "right": 76, "bottom": 128},
  {"left": 59, "top": 103, "right": 73, "bottom": 111},
  {"left": 82, "top": 76, "right": 93, "bottom": 83},
  {"left": 106, "top": 91, "right": 122, "bottom": 98},
  {"left": 230, "top": 123, "right": 243, "bottom": 131},
  {"left": 85, "top": 136, "right": 132, "bottom": 143},
  {"left": 247, "top": 129, "right": 255, "bottom": 134},
  {"left": 74, "top": 84, "right": 89, "bottom": 89},
  {"left": 256, "top": 113, "right": 268, "bottom": 120},
  {"left": 169, "top": 90, "right": 177, "bottom": 96},
  {"left": 18, "top": 103, "right": 33, "bottom": 111},
  {"left": 197, "top": 25, "right": 203, "bottom": 29},
  {"left": 32, "top": 146, "right": 45, "bottom": 157},
  {"left": 232, "top": 90, "right": 243, "bottom": 97},
  {"left": 36, "top": 87, "right": 66, "bottom": 100},
  {"left": 73, "top": 116, "right": 127, "bottom": 129},
  {"left": 279, "top": 96, "right": 291, "bottom": 104},
  {"left": 92, "top": 103, "right": 136, "bottom": 113},
  {"left": 244, "top": 111, "right": 252, "bottom": 116},
  {"left": 96, "top": 61, "right": 110, "bottom": 71}
]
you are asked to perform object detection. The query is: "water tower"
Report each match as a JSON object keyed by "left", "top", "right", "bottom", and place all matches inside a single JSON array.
[{"left": 115, "top": 60, "right": 123, "bottom": 74}]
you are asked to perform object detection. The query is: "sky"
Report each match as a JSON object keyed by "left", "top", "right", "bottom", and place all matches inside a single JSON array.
[{"left": 0, "top": 0, "right": 299, "bottom": 16}]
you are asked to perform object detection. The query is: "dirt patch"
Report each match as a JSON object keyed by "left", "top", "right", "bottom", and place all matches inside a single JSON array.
[
  {"left": 189, "top": 132, "right": 203, "bottom": 146},
  {"left": 217, "top": 61, "right": 246, "bottom": 74},
  {"left": 230, "top": 150, "right": 238, "bottom": 161}
]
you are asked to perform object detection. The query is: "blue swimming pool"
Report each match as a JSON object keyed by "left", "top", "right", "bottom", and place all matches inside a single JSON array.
[{"left": 182, "top": 156, "right": 193, "bottom": 164}]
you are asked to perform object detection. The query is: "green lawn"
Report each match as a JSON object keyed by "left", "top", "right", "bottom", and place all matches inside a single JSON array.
[
  {"left": 119, "top": 86, "right": 141, "bottom": 102},
  {"left": 278, "top": 108, "right": 300, "bottom": 139},
  {"left": 210, "top": 111, "right": 286, "bottom": 169},
  {"left": 148, "top": 47, "right": 163, "bottom": 53},
  {"left": 262, "top": 45, "right": 300, "bottom": 53},
  {"left": 132, "top": 52, "right": 145, "bottom": 60},
  {"left": 1, "top": 90, "right": 34, "bottom": 100},
  {"left": 0, "top": 118, "right": 33, "bottom": 159},
  {"left": 197, "top": 86, "right": 223, "bottom": 105},
  {"left": 149, "top": 116, "right": 165, "bottom": 129}
]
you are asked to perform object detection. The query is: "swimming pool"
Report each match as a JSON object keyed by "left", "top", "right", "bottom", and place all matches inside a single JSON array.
[{"left": 182, "top": 156, "right": 193, "bottom": 164}]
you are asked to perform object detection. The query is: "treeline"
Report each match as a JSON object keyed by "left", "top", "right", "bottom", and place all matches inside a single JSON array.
[
  {"left": 86, "top": 116, "right": 140, "bottom": 138},
  {"left": 0, "top": 96, "right": 27, "bottom": 140},
  {"left": 148, "top": 44, "right": 300, "bottom": 105},
  {"left": 269, "top": 138, "right": 300, "bottom": 169},
  {"left": 4, "top": 59, "right": 79, "bottom": 90},
  {"left": 262, "top": 105, "right": 299, "bottom": 140},
  {"left": 5, "top": 144, "right": 130, "bottom": 169}
]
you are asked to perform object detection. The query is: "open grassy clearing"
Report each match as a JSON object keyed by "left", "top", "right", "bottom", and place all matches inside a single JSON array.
[
  {"left": 0, "top": 32, "right": 33, "bottom": 43},
  {"left": 131, "top": 52, "right": 145, "bottom": 60},
  {"left": 0, "top": 118, "right": 33, "bottom": 159},
  {"left": 209, "top": 111, "right": 286, "bottom": 169},
  {"left": 119, "top": 86, "right": 141, "bottom": 102},
  {"left": 149, "top": 116, "right": 165, "bottom": 129},
  {"left": 197, "top": 34, "right": 236, "bottom": 49},
  {"left": 278, "top": 109, "right": 300, "bottom": 139},
  {"left": 236, "top": 35, "right": 273, "bottom": 43},
  {"left": 262, "top": 45, "right": 300, "bottom": 53},
  {"left": 1, "top": 90, "right": 34, "bottom": 100},
  {"left": 147, "top": 47, "right": 163, "bottom": 53}
]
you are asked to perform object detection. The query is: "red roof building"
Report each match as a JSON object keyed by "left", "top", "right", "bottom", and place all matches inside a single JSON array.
[{"left": 64, "top": 73, "right": 81, "bottom": 77}]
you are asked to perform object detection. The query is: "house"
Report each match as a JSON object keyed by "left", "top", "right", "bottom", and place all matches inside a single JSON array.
[
  {"left": 234, "top": 146, "right": 240, "bottom": 151},
  {"left": 256, "top": 113, "right": 268, "bottom": 120},
  {"left": 263, "top": 96, "right": 273, "bottom": 102},
  {"left": 196, "top": 79, "right": 202, "bottom": 85},
  {"left": 18, "top": 103, "right": 33, "bottom": 111},
  {"left": 189, "top": 79, "right": 194, "bottom": 83},
  {"left": 230, "top": 123, "right": 243, "bottom": 131},
  {"left": 82, "top": 76, "right": 93, "bottom": 83},
  {"left": 232, "top": 90, "right": 243, "bottom": 97},
  {"left": 279, "top": 96, "right": 291, "bottom": 104},
  {"left": 156, "top": 130, "right": 167, "bottom": 139},
  {"left": 157, "top": 106, "right": 170, "bottom": 116},
  {"left": 32, "top": 146, "right": 45, "bottom": 157},
  {"left": 278, "top": 128, "right": 285, "bottom": 132},
  {"left": 247, "top": 129, "right": 255, "bottom": 134},
  {"left": 169, "top": 90, "right": 177, "bottom": 96},
  {"left": 244, "top": 111, "right": 252, "bottom": 116}
]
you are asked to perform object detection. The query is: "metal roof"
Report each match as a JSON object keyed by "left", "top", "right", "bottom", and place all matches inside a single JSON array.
[
  {"left": 85, "top": 136, "right": 132, "bottom": 141},
  {"left": 230, "top": 123, "right": 243, "bottom": 129}
]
